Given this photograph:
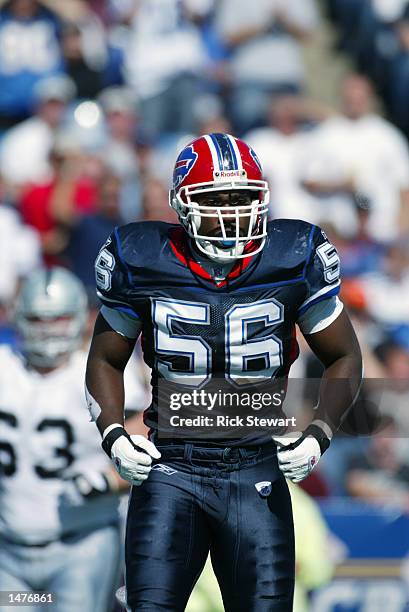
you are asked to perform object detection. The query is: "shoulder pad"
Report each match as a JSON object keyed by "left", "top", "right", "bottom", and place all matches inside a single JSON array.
[
  {"left": 94, "top": 221, "right": 176, "bottom": 314},
  {"left": 264, "top": 218, "right": 316, "bottom": 273},
  {"left": 299, "top": 225, "right": 341, "bottom": 316},
  {"left": 114, "top": 221, "right": 177, "bottom": 268}
]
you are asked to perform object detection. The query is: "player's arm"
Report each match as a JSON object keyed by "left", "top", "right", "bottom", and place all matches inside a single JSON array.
[
  {"left": 304, "top": 307, "right": 362, "bottom": 432},
  {"left": 86, "top": 312, "right": 160, "bottom": 486},
  {"left": 87, "top": 228, "right": 161, "bottom": 485},
  {"left": 274, "top": 309, "right": 362, "bottom": 483},
  {"left": 65, "top": 463, "right": 132, "bottom": 504},
  {"left": 274, "top": 226, "right": 362, "bottom": 483},
  {"left": 86, "top": 312, "right": 137, "bottom": 435}
]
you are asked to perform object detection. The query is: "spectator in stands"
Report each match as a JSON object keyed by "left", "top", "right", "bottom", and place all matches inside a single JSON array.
[
  {"left": 354, "top": 0, "right": 401, "bottom": 84},
  {"left": 146, "top": 132, "right": 194, "bottom": 196},
  {"left": 142, "top": 175, "right": 177, "bottom": 223},
  {"left": 329, "top": 0, "right": 367, "bottom": 52},
  {"left": 360, "top": 239, "right": 409, "bottom": 326},
  {"left": 389, "top": 3, "right": 409, "bottom": 133},
  {"left": 98, "top": 86, "right": 144, "bottom": 222},
  {"left": 246, "top": 94, "right": 332, "bottom": 221},
  {"left": 329, "top": 0, "right": 409, "bottom": 136},
  {"left": 0, "top": 173, "right": 40, "bottom": 314},
  {"left": 346, "top": 420, "right": 409, "bottom": 512},
  {"left": 375, "top": 330, "right": 409, "bottom": 382},
  {"left": 123, "top": 0, "right": 208, "bottom": 139},
  {"left": 214, "top": 0, "right": 319, "bottom": 132},
  {"left": 373, "top": 328, "right": 409, "bottom": 432},
  {"left": 335, "top": 198, "right": 385, "bottom": 279},
  {"left": 19, "top": 131, "right": 98, "bottom": 263},
  {"left": 64, "top": 168, "right": 123, "bottom": 300},
  {"left": 103, "top": 0, "right": 134, "bottom": 81},
  {"left": 193, "top": 92, "right": 232, "bottom": 136},
  {"left": 0, "top": 74, "right": 76, "bottom": 191},
  {"left": 60, "top": 3, "right": 123, "bottom": 93},
  {"left": 301, "top": 74, "right": 409, "bottom": 242},
  {"left": 61, "top": 23, "right": 105, "bottom": 99},
  {"left": 143, "top": 93, "right": 231, "bottom": 198},
  {"left": 0, "top": 0, "right": 63, "bottom": 129},
  {"left": 0, "top": 0, "right": 114, "bottom": 126}
]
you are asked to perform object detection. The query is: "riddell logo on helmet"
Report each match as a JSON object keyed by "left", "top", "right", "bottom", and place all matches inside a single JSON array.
[{"left": 214, "top": 170, "right": 247, "bottom": 179}]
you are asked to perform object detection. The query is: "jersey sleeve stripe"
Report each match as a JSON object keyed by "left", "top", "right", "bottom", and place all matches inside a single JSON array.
[
  {"left": 297, "top": 281, "right": 341, "bottom": 316},
  {"left": 115, "top": 306, "right": 140, "bottom": 318}
]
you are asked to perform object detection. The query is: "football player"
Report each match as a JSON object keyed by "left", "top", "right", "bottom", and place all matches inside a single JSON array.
[
  {"left": 86, "top": 133, "right": 363, "bottom": 611},
  {"left": 0, "top": 268, "right": 146, "bottom": 612}
]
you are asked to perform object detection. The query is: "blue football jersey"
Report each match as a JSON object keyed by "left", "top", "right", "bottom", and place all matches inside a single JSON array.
[{"left": 95, "top": 220, "right": 341, "bottom": 440}]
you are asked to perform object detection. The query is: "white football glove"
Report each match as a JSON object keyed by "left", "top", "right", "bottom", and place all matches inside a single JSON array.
[
  {"left": 64, "top": 470, "right": 118, "bottom": 505},
  {"left": 102, "top": 424, "right": 161, "bottom": 486},
  {"left": 273, "top": 424, "right": 331, "bottom": 483}
]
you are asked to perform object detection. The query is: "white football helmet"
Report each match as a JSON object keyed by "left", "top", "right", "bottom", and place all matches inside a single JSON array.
[{"left": 14, "top": 267, "right": 88, "bottom": 367}]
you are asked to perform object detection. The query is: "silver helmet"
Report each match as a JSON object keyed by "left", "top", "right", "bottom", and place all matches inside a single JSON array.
[{"left": 14, "top": 267, "right": 88, "bottom": 367}]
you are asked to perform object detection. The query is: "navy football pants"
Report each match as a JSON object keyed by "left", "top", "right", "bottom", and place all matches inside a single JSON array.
[{"left": 125, "top": 443, "right": 295, "bottom": 611}]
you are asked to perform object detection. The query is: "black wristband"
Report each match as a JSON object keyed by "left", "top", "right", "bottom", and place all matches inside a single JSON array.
[
  {"left": 101, "top": 426, "right": 130, "bottom": 458},
  {"left": 303, "top": 424, "right": 331, "bottom": 455}
]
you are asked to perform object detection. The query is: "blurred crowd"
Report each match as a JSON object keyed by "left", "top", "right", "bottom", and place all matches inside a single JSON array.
[
  {"left": 1, "top": 0, "right": 409, "bottom": 514},
  {"left": 328, "top": 0, "right": 409, "bottom": 136}
]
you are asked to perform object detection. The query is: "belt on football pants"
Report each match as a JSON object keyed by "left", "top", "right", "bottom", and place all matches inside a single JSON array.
[{"left": 155, "top": 441, "right": 276, "bottom": 464}]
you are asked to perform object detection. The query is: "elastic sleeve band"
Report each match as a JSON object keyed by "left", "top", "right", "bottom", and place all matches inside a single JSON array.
[
  {"left": 100, "top": 305, "right": 141, "bottom": 338},
  {"left": 298, "top": 296, "right": 343, "bottom": 335}
]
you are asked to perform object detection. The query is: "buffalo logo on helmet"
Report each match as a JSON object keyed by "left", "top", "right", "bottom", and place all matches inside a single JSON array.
[{"left": 173, "top": 144, "right": 198, "bottom": 189}]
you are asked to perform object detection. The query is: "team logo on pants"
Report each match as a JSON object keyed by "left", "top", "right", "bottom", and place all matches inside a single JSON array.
[
  {"left": 255, "top": 481, "right": 272, "bottom": 497},
  {"left": 151, "top": 464, "right": 178, "bottom": 476}
]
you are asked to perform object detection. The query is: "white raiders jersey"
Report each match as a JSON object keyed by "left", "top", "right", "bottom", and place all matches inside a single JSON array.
[{"left": 0, "top": 346, "right": 147, "bottom": 545}]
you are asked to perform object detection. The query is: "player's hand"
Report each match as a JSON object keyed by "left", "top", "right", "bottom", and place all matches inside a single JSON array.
[
  {"left": 272, "top": 424, "right": 331, "bottom": 483},
  {"left": 102, "top": 425, "right": 161, "bottom": 486},
  {"left": 64, "top": 470, "right": 119, "bottom": 505}
]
